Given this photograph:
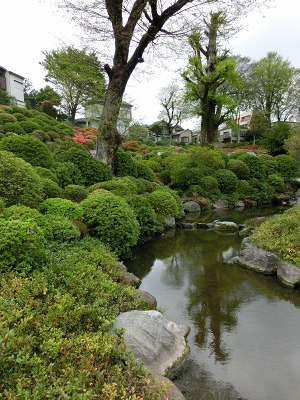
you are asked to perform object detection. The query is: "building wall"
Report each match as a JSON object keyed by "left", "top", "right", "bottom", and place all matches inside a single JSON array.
[{"left": 0, "top": 67, "right": 25, "bottom": 107}]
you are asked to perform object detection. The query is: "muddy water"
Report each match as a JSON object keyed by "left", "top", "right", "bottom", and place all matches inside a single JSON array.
[{"left": 126, "top": 208, "right": 300, "bottom": 400}]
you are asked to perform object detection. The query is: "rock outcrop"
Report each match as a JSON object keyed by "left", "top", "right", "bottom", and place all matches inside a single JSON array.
[{"left": 112, "top": 310, "right": 190, "bottom": 376}]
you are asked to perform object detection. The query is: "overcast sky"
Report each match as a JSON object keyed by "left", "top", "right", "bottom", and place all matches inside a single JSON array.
[{"left": 2, "top": 0, "right": 300, "bottom": 126}]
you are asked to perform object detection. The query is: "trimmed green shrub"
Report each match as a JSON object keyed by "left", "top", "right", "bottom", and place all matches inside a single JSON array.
[
  {"left": 0, "top": 151, "right": 43, "bottom": 208},
  {"left": 52, "top": 161, "right": 84, "bottom": 188},
  {"left": 55, "top": 121, "right": 74, "bottom": 136},
  {"left": 19, "top": 119, "right": 42, "bottom": 133},
  {"left": 0, "top": 135, "right": 54, "bottom": 168},
  {"left": 274, "top": 154, "right": 299, "bottom": 181},
  {"left": 41, "top": 178, "right": 64, "bottom": 200},
  {"left": 89, "top": 176, "right": 139, "bottom": 196},
  {"left": 134, "top": 160, "right": 156, "bottom": 181},
  {"left": 57, "top": 143, "right": 113, "bottom": 185},
  {"left": 227, "top": 159, "right": 250, "bottom": 179},
  {"left": 81, "top": 191, "right": 140, "bottom": 258},
  {"left": 0, "top": 218, "right": 48, "bottom": 273},
  {"left": 114, "top": 147, "right": 137, "bottom": 177},
  {"left": 12, "top": 112, "right": 28, "bottom": 121},
  {"left": 267, "top": 174, "right": 285, "bottom": 192},
  {"left": 237, "top": 154, "right": 266, "bottom": 180},
  {"left": 258, "top": 154, "right": 279, "bottom": 176},
  {"left": 3, "top": 122, "right": 26, "bottom": 135},
  {"left": 214, "top": 169, "right": 238, "bottom": 193},
  {"left": 252, "top": 204, "right": 300, "bottom": 267},
  {"left": 187, "top": 175, "right": 221, "bottom": 198},
  {"left": 234, "top": 180, "right": 253, "bottom": 199},
  {"left": 39, "top": 198, "right": 83, "bottom": 221},
  {"left": 64, "top": 184, "right": 89, "bottom": 203},
  {"left": 45, "top": 215, "right": 81, "bottom": 242},
  {"left": 0, "top": 113, "right": 17, "bottom": 123},
  {"left": 124, "top": 195, "right": 163, "bottom": 244},
  {"left": 148, "top": 189, "right": 180, "bottom": 221},
  {"left": 2, "top": 204, "right": 53, "bottom": 241},
  {"left": 34, "top": 166, "right": 58, "bottom": 183}
]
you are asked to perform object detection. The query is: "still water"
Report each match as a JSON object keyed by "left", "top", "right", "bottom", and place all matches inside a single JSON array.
[{"left": 126, "top": 208, "right": 300, "bottom": 400}]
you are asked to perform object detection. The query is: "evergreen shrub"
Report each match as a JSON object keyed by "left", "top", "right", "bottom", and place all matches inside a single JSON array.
[
  {"left": 45, "top": 215, "right": 81, "bottom": 243},
  {"left": 227, "top": 159, "right": 250, "bottom": 179},
  {"left": 267, "top": 174, "right": 285, "bottom": 192},
  {"left": 214, "top": 169, "right": 238, "bottom": 193},
  {"left": 39, "top": 198, "right": 83, "bottom": 221},
  {"left": 52, "top": 162, "right": 84, "bottom": 188},
  {"left": 3, "top": 122, "right": 26, "bottom": 135},
  {"left": 148, "top": 189, "right": 180, "bottom": 220},
  {"left": 238, "top": 153, "right": 266, "bottom": 180},
  {"left": 81, "top": 191, "right": 140, "bottom": 258},
  {"left": 19, "top": 120, "right": 42, "bottom": 133},
  {"left": 274, "top": 154, "right": 299, "bottom": 181},
  {"left": 114, "top": 147, "right": 137, "bottom": 177},
  {"left": 41, "top": 178, "right": 64, "bottom": 200},
  {"left": 63, "top": 184, "right": 89, "bottom": 203}
]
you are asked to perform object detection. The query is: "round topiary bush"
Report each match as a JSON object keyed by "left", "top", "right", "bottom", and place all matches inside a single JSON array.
[
  {"left": 34, "top": 166, "right": 59, "bottom": 183},
  {"left": 51, "top": 162, "right": 84, "bottom": 188},
  {"left": 41, "top": 178, "right": 64, "bottom": 200},
  {"left": 45, "top": 215, "right": 81, "bottom": 243},
  {"left": 259, "top": 154, "right": 278, "bottom": 176},
  {"left": 0, "top": 135, "right": 54, "bottom": 168},
  {"left": 0, "top": 218, "right": 48, "bottom": 273},
  {"left": 124, "top": 194, "right": 163, "bottom": 244},
  {"left": 134, "top": 161, "right": 156, "bottom": 181},
  {"left": 227, "top": 159, "right": 250, "bottom": 179},
  {"left": 19, "top": 119, "right": 42, "bottom": 133},
  {"left": 0, "top": 113, "right": 17, "bottom": 123},
  {"left": 39, "top": 198, "right": 83, "bottom": 221},
  {"left": 81, "top": 191, "right": 140, "bottom": 258},
  {"left": 89, "top": 177, "right": 139, "bottom": 196},
  {"left": 214, "top": 169, "right": 238, "bottom": 193},
  {"left": 64, "top": 184, "right": 89, "bottom": 203},
  {"left": 148, "top": 189, "right": 180, "bottom": 220},
  {"left": 187, "top": 175, "right": 221, "bottom": 198},
  {"left": 234, "top": 180, "right": 253, "bottom": 199},
  {"left": 267, "top": 174, "right": 286, "bottom": 193},
  {"left": 237, "top": 154, "right": 266, "bottom": 180},
  {"left": 3, "top": 122, "right": 26, "bottom": 135},
  {"left": 0, "top": 151, "right": 43, "bottom": 208},
  {"left": 114, "top": 147, "right": 137, "bottom": 177},
  {"left": 274, "top": 154, "right": 299, "bottom": 181},
  {"left": 57, "top": 143, "right": 113, "bottom": 185},
  {"left": 2, "top": 204, "right": 53, "bottom": 241}
]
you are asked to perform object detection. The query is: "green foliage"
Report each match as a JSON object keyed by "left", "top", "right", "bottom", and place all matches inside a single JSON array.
[
  {"left": 263, "top": 122, "right": 292, "bottom": 155},
  {"left": 45, "top": 215, "right": 81, "bottom": 242},
  {"left": 234, "top": 179, "right": 253, "bottom": 199},
  {"left": 148, "top": 188, "right": 180, "bottom": 220},
  {"left": 52, "top": 161, "right": 84, "bottom": 187},
  {"left": 39, "top": 198, "right": 83, "bottom": 221},
  {"left": 64, "top": 184, "right": 89, "bottom": 203},
  {"left": 124, "top": 195, "right": 163, "bottom": 244},
  {"left": 237, "top": 153, "right": 266, "bottom": 180},
  {"left": 0, "top": 218, "right": 48, "bottom": 273},
  {"left": 274, "top": 154, "right": 299, "bottom": 181},
  {"left": 0, "top": 112, "right": 17, "bottom": 123},
  {"left": 19, "top": 119, "right": 42, "bottom": 133},
  {"left": 214, "top": 169, "right": 238, "bottom": 193},
  {"left": 1, "top": 204, "right": 53, "bottom": 241},
  {"left": 187, "top": 175, "right": 221, "bottom": 198},
  {"left": 114, "top": 147, "right": 137, "bottom": 177},
  {"left": 134, "top": 160, "right": 156, "bottom": 181},
  {"left": 267, "top": 174, "right": 285, "bottom": 192},
  {"left": 57, "top": 142, "right": 113, "bottom": 185},
  {"left": 258, "top": 154, "right": 279, "bottom": 176},
  {"left": 0, "top": 135, "right": 54, "bottom": 168},
  {"left": 0, "top": 237, "right": 165, "bottom": 399},
  {"left": 89, "top": 176, "right": 139, "bottom": 196},
  {"left": 81, "top": 191, "right": 140, "bottom": 258},
  {"left": 0, "top": 151, "right": 43, "bottom": 207},
  {"left": 3, "top": 121, "right": 26, "bottom": 135},
  {"left": 252, "top": 205, "right": 300, "bottom": 267},
  {"left": 227, "top": 159, "right": 250, "bottom": 179},
  {"left": 34, "top": 166, "right": 59, "bottom": 183},
  {"left": 41, "top": 178, "right": 64, "bottom": 200}
]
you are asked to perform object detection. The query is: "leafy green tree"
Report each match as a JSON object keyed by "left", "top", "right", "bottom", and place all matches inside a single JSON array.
[
  {"left": 127, "top": 122, "right": 149, "bottom": 141},
  {"left": 41, "top": 46, "right": 106, "bottom": 125},
  {"left": 0, "top": 89, "right": 15, "bottom": 106},
  {"left": 182, "top": 12, "right": 241, "bottom": 145},
  {"left": 247, "top": 109, "right": 270, "bottom": 144},
  {"left": 263, "top": 121, "right": 292, "bottom": 155},
  {"left": 246, "top": 52, "right": 296, "bottom": 123},
  {"left": 60, "top": 0, "right": 268, "bottom": 168}
]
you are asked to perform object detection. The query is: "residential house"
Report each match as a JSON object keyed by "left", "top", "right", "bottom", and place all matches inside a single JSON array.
[
  {"left": 75, "top": 102, "right": 133, "bottom": 135},
  {"left": 0, "top": 66, "right": 25, "bottom": 107},
  {"left": 218, "top": 111, "right": 252, "bottom": 143},
  {"left": 149, "top": 124, "right": 198, "bottom": 143}
]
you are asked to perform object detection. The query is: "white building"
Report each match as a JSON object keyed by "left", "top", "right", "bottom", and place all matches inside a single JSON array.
[
  {"left": 0, "top": 66, "right": 25, "bottom": 107},
  {"left": 218, "top": 111, "right": 252, "bottom": 143}
]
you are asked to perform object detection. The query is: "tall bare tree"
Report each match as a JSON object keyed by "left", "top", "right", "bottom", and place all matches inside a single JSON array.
[{"left": 59, "top": 0, "right": 270, "bottom": 168}]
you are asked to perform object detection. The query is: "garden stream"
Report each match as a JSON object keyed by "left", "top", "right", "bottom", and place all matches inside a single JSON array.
[{"left": 126, "top": 207, "right": 300, "bottom": 400}]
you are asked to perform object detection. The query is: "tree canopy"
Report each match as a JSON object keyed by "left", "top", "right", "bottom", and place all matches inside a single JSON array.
[{"left": 41, "top": 46, "right": 106, "bottom": 125}]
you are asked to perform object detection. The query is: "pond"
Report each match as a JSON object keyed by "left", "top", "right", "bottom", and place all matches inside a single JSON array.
[{"left": 126, "top": 207, "right": 300, "bottom": 400}]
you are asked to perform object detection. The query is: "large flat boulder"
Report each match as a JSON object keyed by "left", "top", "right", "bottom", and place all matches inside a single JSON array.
[
  {"left": 112, "top": 310, "right": 190, "bottom": 376},
  {"left": 238, "top": 242, "right": 278, "bottom": 275},
  {"left": 277, "top": 260, "right": 300, "bottom": 288}
]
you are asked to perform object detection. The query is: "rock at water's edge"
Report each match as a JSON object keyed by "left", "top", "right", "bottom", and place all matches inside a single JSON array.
[
  {"left": 112, "top": 310, "right": 190, "bottom": 377},
  {"left": 239, "top": 242, "right": 278, "bottom": 275},
  {"left": 277, "top": 260, "right": 300, "bottom": 288}
]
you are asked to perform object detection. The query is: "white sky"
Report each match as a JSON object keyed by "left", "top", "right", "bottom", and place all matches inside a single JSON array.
[{"left": 2, "top": 0, "right": 300, "bottom": 127}]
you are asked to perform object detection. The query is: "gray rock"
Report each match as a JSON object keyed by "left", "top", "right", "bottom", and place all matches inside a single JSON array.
[
  {"left": 112, "top": 310, "right": 190, "bottom": 376},
  {"left": 241, "top": 236, "right": 252, "bottom": 249},
  {"left": 196, "top": 222, "right": 214, "bottom": 230},
  {"left": 234, "top": 200, "right": 245, "bottom": 209},
  {"left": 152, "top": 374, "right": 186, "bottom": 400},
  {"left": 226, "top": 256, "right": 240, "bottom": 265},
  {"left": 118, "top": 263, "right": 141, "bottom": 287},
  {"left": 213, "top": 199, "right": 230, "bottom": 209},
  {"left": 180, "top": 222, "right": 196, "bottom": 229},
  {"left": 212, "top": 220, "right": 240, "bottom": 231},
  {"left": 163, "top": 216, "right": 176, "bottom": 229},
  {"left": 239, "top": 243, "right": 278, "bottom": 275},
  {"left": 183, "top": 201, "right": 201, "bottom": 213},
  {"left": 277, "top": 260, "right": 300, "bottom": 288},
  {"left": 134, "top": 289, "right": 157, "bottom": 309}
]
